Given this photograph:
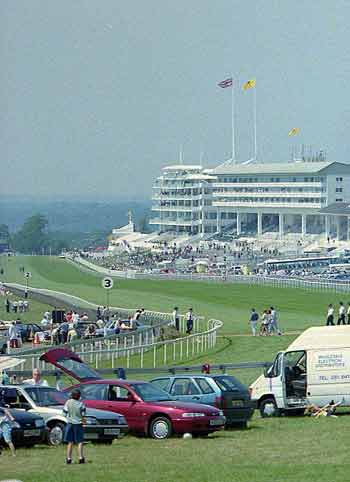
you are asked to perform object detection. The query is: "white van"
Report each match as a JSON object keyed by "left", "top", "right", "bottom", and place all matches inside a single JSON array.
[{"left": 250, "top": 326, "right": 350, "bottom": 417}]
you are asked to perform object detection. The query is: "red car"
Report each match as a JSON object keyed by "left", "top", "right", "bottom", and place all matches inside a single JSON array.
[{"left": 40, "top": 348, "right": 226, "bottom": 439}]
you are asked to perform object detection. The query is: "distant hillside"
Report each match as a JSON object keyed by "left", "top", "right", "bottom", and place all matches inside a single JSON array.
[{"left": 0, "top": 198, "right": 152, "bottom": 232}]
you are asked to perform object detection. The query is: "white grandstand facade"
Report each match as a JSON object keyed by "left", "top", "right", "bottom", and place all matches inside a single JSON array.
[{"left": 150, "top": 160, "right": 350, "bottom": 240}]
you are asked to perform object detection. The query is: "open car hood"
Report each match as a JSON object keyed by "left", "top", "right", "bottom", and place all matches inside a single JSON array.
[{"left": 39, "top": 348, "right": 101, "bottom": 382}]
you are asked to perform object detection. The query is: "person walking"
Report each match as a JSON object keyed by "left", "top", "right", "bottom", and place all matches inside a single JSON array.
[
  {"left": 186, "top": 308, "right": 194, "bottom": 334},
  {"left": 337, "top": 302, "right": 346, "bottom": 325},
  {"left": 63, "top": 389, "right": 86, "bottom": 465},
  {"left": 326, "top": 304, "right": 335, "bottom": 326},
  {"left": 248, "top": 308, "right": 259, "bottom": 336}
]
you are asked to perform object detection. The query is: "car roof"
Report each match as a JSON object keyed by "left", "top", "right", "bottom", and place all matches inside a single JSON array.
[{"left": 152, "top": 374, "right": 232, "bottom": 379}]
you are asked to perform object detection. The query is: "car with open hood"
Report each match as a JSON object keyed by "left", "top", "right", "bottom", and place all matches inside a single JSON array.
[
  {"left": 0, "top": 384, "right": 128, "bottom": 446},
  {"left": 40, "top": 348, "right": 226, "bottom": 439}
]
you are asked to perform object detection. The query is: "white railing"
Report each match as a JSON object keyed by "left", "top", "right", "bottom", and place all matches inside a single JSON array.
[{"left": 14, "top": 319, "right": 223, "bottom": 372}]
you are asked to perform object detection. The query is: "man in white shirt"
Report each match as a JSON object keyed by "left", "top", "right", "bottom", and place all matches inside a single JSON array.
[
  {"left": 326, "top": 304, "right": 334, "bottom": 326},
  {"left": 23, "top": 368, "right": 49, "bottom": 387},
  {"left": 337, "top": 302, "right": 346, "bottom": 325}
]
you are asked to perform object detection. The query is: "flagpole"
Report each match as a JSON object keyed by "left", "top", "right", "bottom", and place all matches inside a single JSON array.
[
  {"left": 231, "top": 79, "right": 236, "bottom": 163},
  {"left": 253, "top": 84, "right": 257, "bottom": 161}
]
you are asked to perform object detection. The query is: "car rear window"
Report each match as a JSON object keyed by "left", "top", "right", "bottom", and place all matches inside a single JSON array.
[{"left": 212, "top": 376, "right": 245, "bottom": 392}]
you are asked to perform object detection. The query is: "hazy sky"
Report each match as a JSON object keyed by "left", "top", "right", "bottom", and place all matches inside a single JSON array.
[{"left": 2, "top": 1, "right": 350, "bottom": 199}]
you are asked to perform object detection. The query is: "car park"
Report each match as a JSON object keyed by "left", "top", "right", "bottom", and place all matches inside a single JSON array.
[
  {"left": 0, "top": 406, "right": 46, "bottom": 447},
  {"left": 150, "top": 374, "right": 255, "bottom": 427},
  {"left": 0, "top": 384, "right": 128, "bottom": 445},
  {"left": 40, "top": 348, "right": 226, "bottom": 439}
]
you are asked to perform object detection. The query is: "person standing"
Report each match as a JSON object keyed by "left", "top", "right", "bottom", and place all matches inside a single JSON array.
[
  {"left": 248, "top": 308, "right": 259, "bottom": 336},
  {"left": 23, "top": 368, "right": 49, "bottom": 387},
  {"left": 326, "top": 304, "right": 334, "bottom": 326},
  {"left": 186, "top": 308, "right": 194, "bottom": 334},
  {"left": 269, "top": 307, "right": 282, "bottom": 335},
  {"left": 0, "top": 407, "right": 16, "bottom": 456},
  {"left": 63, "top": 389, "right": 86, "bottom": 465},
  {"left": 172, "top": 307, "right": 180, "bottom": 331},
  {"left": 347, "top": 302, "right": 350, "bottom": 325},
  {"left": 5, "top": 298, "right": 10, "bottom": 313},
  {"left": 337, "top": 302, "right": 346, "bottom": 325}
]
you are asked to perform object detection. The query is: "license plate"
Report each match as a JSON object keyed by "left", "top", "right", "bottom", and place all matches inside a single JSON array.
[
  {"left": 232, "top": 400, "right": 244, "bottom": 407},
  {"left": 104, "top": 428, "right": 120, "bottom": 435},
  {"left": 24, "top": 429, "right": 40, "bottom": 437},
  {"left": 209, "top": 419, "right": 223, "bottom": 426}
]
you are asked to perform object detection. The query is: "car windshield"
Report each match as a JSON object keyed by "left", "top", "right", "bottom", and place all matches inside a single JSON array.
[
  {"left": 130, "top": 383, "right": 174, "bottom": 402},
  {"left": 25, "top": 387, "right": 68, "bottom": 407},
  {"left": 213, "top": 376, "right": 246, "bottom": 392}
]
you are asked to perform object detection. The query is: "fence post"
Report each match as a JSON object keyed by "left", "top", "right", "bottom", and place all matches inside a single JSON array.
[{"left": 153, "top": 345, "right": 156, "bottom": 368}]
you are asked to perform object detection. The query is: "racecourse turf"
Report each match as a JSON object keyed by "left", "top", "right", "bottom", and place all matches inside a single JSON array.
[{"left": 0, "top": 255, "right": 349, "bottom": 482}]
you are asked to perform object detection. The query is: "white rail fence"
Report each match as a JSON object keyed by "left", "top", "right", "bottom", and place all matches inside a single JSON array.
[
  {"left": 68, "top": 256, "right": 350, "bottom": 293},
  {"left": 14, "top": 319, "right": 223, "bottom": 372}
]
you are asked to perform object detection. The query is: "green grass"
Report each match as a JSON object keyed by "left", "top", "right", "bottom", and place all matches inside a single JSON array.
[
  {"left": 0, "top": 293, "right": 53, "bottom": 325},
  {"left": 1, "top": 416, "right": 350, "bottom": 482},
  {"left": 0, "top": 255, "right": 342, "bottom": 336}
]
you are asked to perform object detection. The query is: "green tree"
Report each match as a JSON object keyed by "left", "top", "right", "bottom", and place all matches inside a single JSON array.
[{"left": 12, "top": 214, "right": 49, "bottom": 254}]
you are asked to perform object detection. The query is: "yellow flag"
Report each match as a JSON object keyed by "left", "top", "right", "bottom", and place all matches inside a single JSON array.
[
  {"left": 243, "top": 79, "right": 256, "bottom": 90},
  {"left": 288, "top": 127, "right": 300, "bottom": 136}
]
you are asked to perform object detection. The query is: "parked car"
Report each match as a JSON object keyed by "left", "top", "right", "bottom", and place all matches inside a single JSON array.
[
  {"left": 40, "top": 348, "right": 226, "bottom": 439},
  {"left": 150, "top": 374, "right": 255, "bottom": 427},
  {"left": 0, "top": 384, "right": 128, "bottom": 446},
  {"left": 0, "top": 406, "right": 46, "bottom": 447}
]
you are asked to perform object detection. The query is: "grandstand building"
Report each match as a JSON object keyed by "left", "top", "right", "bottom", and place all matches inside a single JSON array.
[{"left": 150, "top": 160, "right": 350, "bottom": 240}]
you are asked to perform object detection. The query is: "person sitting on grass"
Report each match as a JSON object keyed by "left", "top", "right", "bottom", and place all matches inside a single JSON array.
[
  {"left": 0, "top": 407, "right": 16, "bottom": 457},
  {"left": 63, "top": 389, "right": 86, "bottom": 465}
]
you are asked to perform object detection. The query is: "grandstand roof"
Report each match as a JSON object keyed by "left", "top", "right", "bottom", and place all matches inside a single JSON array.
[{"left": 211, "top": 161, "right": 350, "bottom": 175}]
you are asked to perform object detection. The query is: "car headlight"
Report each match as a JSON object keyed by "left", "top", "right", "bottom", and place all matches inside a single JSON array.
[
  {"left": 218, "top": 410, "right": 224, "bottom": 416},
  {"left": 35, "top": 418, "right": 45, "bottom": 428},
  {"left": 84, "top": 417, "right": 97, "bottom": 425},
  {"left": 182, "top": 412, "right": 206, "bottom": 418},
  {"left": 11, "top": 421, "right": 21, "bottom": 429},
  {"left": 118, "top": 416, "right": 127, "bottom": 425}
]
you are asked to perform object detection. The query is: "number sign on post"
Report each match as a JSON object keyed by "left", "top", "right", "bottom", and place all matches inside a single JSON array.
[{"left": 102, "top": 277, "right": 114, "bottom": 290}]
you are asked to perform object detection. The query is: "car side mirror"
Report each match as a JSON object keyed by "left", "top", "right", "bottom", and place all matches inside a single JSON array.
[
  {"left": 263, "top": 367, "right": 271, "bottom": 378},
  {"left": 127, "top": 393, "right": 136, "bottom": 402}
]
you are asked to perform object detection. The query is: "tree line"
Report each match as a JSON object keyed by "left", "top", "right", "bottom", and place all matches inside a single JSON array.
[{"left": 0, "top": 215, "right": 69, "bottom": 255}]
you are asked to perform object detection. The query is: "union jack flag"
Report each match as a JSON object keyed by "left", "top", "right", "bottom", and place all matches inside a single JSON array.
[{"left": 218, "top": 77, "right": 233, "bottom": 88}]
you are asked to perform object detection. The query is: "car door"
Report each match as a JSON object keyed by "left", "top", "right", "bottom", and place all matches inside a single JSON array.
[
  {"left": 169, "top": 377, "right": 202, "bottom": 403},
  {"left": 106, "top": 384, "right": 144, "bottom": 431},
  {"left": 78, "top": 383, "right": 110, "bottom": 412},
  {"left": 194, "top": 378, "right": 216, "bottom": 405}
]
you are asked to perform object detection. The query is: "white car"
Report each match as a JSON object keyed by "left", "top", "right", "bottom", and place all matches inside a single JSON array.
[{"left": 0, "top": 384, "right": 128, "bottom": 445}]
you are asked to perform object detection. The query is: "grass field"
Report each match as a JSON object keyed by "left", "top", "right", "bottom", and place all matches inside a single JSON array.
[
  {"left": 1, "top": 255, "right": 349, "bottom": 482},
  {"left": 1, "top": 415, "right": 350, "bottom": 482},
  {"left": 0, "top": 255, "right": 342, "bottom": 335}
]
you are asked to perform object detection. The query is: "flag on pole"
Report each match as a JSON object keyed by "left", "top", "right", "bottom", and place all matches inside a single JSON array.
[
  {"left": 243, "top": 79, "right": 256, "bottom": 90},
  {"left": 288, "top": 127, "right": 300, "bottom": 136},
  {"left": 218, "top": 78, "right": 233, "bottom": 88}
]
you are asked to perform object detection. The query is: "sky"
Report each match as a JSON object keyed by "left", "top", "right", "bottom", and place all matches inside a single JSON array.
[{"left": 1, "top": 0, "right": 350, "bottom": 199}]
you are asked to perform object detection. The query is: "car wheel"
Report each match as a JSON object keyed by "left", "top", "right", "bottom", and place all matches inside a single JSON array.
[
  {"left": 149, "top": 417, "right": 172, "bottom": 440},
  {"left": 259, "top": 397, "right": 281, "bottom": 418},
  {"left": 48, "top": 422, "right": 65, "bottom": 446}
]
